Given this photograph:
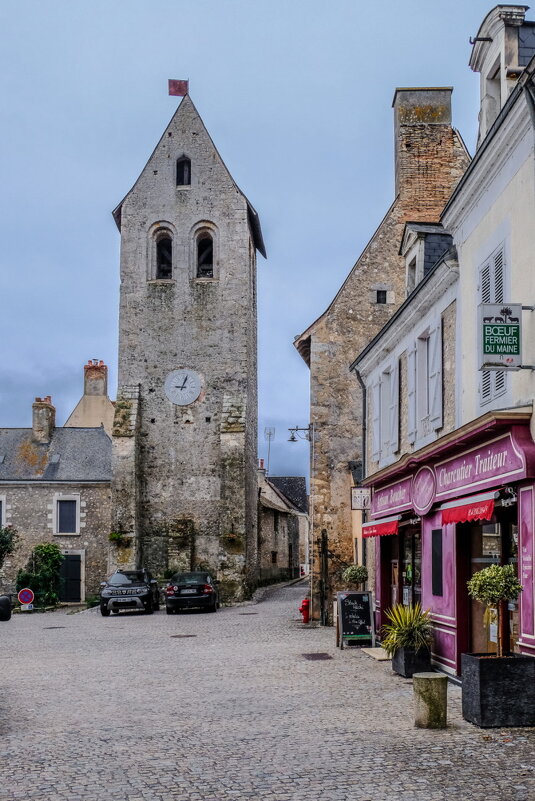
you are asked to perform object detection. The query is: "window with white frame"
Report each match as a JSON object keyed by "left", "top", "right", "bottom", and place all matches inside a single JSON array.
[
  {"left": 54, "top": 495, "right": 80, "bottom": 535},
  {"left": 371, "top": 360, "right": 399, "bottom": 463},
  {"left": 479, "top": 244, "right": 506, "bottom": 405},
  {"left": 407, "top": 319, "right": 443, "bottom": 444}
]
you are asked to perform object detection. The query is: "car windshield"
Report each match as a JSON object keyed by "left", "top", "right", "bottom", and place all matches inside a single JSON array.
[
  {"left": 108, "top": 571, "right": 147, "bottom": 586},
  {"left": 171, "top": 572, "right": 210, "bottom": 585}
]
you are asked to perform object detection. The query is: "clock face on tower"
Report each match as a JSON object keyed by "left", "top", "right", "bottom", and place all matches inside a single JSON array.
[{"left": 164, "top": 369, "right": 202, "bottom": 406}]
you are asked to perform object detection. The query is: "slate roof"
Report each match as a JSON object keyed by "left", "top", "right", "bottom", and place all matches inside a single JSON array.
[
  {"left": 268, "top": 477, "right": 308, "bottom": 514},
  {"left": 0, "top": 427, "right": 112, "bottom": 482}
]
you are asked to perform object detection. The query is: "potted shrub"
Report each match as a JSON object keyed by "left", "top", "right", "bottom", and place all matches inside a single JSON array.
[
  {"left": 381, "top": 603, "right": 433, "bottom": 678},
  {"left": 341, "top": 564, "right": 368, "bottom": 589},
  {"left": 462, "top": 563, "right": 535, "bottom": 728}
]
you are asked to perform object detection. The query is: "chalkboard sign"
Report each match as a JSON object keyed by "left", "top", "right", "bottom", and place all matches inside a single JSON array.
[{"left": 336, "top": 591, "right": 375, "bottom": 649}]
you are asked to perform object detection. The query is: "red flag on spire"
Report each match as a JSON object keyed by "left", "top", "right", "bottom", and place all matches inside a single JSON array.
[{"left": 168, "top": 79, "right": 189, "bottom": 97}]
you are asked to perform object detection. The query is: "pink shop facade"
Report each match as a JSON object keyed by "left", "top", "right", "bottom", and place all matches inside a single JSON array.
[{"left": 362, "top": 412, "right": 535, "bottom": 675}]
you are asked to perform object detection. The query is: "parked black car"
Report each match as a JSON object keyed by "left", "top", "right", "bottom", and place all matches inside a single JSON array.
[
  {"left": 0, "top": 594, "right": 13, "bottom": 622},
  {"left": 165, "top": 571, "right": 219, "bottom": 613},
  {"left": 100, "top": 569, "right": 160, "bottom": 616}
]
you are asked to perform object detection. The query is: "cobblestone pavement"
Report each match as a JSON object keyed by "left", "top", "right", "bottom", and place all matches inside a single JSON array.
[{"left": 1, "top": 582, "right": 534, "bottom": 801}]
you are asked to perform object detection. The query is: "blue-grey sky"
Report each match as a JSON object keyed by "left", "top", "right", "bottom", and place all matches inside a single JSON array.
[{"left": 0, "top": 0, "right": 497, "bottom": 477}]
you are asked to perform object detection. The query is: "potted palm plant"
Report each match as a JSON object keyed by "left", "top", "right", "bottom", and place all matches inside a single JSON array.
[
  {"left": 462, "top": 564, "right": 535, "bottom": 728},
  {"left": 381, "top": 603, "right": 433, "bottom": 678}
]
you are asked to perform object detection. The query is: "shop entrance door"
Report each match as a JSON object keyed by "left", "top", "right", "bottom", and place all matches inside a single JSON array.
[
  {"left": 400, "top": 526, "right": 422, "bottom": 607},
  {"left": 468, "top": 509, "right": 519, "bottom": 654}
]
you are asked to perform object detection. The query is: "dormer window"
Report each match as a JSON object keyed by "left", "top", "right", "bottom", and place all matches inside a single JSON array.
[
  {"left": 156, "top": 234, "right": 173, "bottom": 279},
  {"left": 176, "top": 156, "right": 191, "bottom": 186},
  {"left": 197, "top": 234, "right": 213, "bottom": 278}
]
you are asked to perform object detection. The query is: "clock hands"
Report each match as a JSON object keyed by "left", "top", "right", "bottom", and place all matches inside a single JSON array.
[{"left": 175, "top": 376, "right": 188, "bottom": 391}]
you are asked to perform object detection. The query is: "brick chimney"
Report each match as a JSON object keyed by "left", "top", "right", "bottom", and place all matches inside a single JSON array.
[
  {"left": 32, "top": 396, "right": 56, "bottom": 443},
  {"left": 393, "top": 87, "right": 458, "bottom": 216},
  {"left": 84, "top": 359, "right": 108, "bottom": 396}
]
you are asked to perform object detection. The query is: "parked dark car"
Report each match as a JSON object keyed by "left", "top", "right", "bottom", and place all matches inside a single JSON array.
[
  {"left": 165, "top": 571, "right": 219, "bottom": 614},
  {"left": 100, "top": 569, "right": 160, "bottom": 616},
  {"left": 0, "top": 594, "right": 13, "bottom": 622}
]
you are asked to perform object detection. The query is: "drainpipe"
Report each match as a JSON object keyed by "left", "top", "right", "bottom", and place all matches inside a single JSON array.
[{"left": 352, "top": 367, "right": 367, "bottom": 480}]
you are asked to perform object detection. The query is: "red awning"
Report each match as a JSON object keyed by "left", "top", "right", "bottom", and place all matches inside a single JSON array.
[
  {"left": 362, "top": 515, "right": 400, "bottom": 538},
  {"left": 441, "top": 493, "right": 495, "bottom": 525}
]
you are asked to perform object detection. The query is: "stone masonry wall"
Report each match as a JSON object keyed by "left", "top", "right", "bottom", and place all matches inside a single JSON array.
[
  {"left": 0, "top": 482, "right": 111, "bottom": 599},
  {"left": 115, "top": 97, "right": 258, "bottom": 601},
  {"left": 301, "top": 89, "right": 470, "bottom": 620}
]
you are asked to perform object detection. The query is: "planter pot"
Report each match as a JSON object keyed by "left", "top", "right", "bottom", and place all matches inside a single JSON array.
[
  {"left": 461, "top": 652, "right": 535, "bottom": 728},
  {"left": 392, "top": 647, "right": 431, "bottom": 678}
]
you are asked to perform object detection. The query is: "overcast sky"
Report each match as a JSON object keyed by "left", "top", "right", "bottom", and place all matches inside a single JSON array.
[{"left": 0, "top": 0, "right": 499, "bottom": 477}]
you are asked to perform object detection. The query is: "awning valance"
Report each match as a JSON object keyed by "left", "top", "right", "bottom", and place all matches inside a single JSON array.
[
  {"left": 440, "top": 491, "right": 498, "bottom": 525},
  {"left": 362, "top": 515, "right": 401, "bottom": 538}
]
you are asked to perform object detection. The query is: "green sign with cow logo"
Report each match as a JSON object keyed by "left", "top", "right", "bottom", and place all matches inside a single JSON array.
[{"left": 478, "top": 304, "right": 522, "bottom": 369}]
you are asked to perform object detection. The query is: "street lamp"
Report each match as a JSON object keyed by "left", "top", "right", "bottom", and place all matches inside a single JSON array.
[{"left": 288, "top": 422, "right": 315, "bottom": 617}]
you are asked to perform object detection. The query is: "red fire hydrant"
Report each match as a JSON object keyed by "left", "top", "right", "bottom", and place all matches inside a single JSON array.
[{"left": 299, "top": 598, "right": 310, "bottom": 624}]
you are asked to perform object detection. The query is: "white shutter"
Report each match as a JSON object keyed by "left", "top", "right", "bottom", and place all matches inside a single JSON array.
[
  {"left": 389, "top": 361, "right": 399, "bottom": 452},
  {"left": 479, "top": 247, "right": 506, "bottom": 404},
  {"left": 407, "top": 346, "right": 417, "bottom": 444},
  {"left": 429, "top": 321, "right": 443, "bottom": 430},
  {"left": 371, "top": 380, "right": 381, "bottom": 462}
]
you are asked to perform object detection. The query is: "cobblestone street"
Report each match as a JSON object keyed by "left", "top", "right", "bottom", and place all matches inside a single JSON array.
[{"left": 1, "top": 582, "right": 534, "bottom": 801}]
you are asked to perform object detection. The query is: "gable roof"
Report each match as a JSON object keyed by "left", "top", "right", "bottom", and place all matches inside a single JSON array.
[
  {"left": 268, "top": 476, "right": 308, "bottom": 513},
  {"left": 0, "top": 427, "right": 112, "bottom": 482},
  {"left": 112, "top": 95, "right": 266, "bottom": 258}
]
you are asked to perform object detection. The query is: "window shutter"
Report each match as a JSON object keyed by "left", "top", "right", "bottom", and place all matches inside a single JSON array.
[
  {"left": 429, "top": 321, "right": 443, "bottom": 430},
  {"left": 480, "top": 246, "right": 506, "bottom": 404},
  {"left": 389, "top": 361, "right": 399, "bottom": 452},
  {"left": 493, "top": 248, "right": 504, "bottom": 303},
  {"left": 371, "top": 380, "right": 381, "bottom": 462},
  {"left": 407, "top": 346, "right": 417, "bottom": 444}
]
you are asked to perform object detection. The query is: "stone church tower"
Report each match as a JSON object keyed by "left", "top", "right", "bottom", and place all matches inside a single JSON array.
[{"left": 111, "top": 95, "right": 266, "bottom": 600}]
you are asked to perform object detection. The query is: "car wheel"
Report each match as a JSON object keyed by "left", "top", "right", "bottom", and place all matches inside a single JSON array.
[
  {"left": 145, "top": 600, "right": 153, "bottom": 615},
  {"left": 100, "top": 607, "right": 110, "bottom": 617},
  {"left": 208, "top": 601, "right": 217, "bottom": 613},
  {"left": 166, "top": 606, "right": 174, "bottom": 615}
]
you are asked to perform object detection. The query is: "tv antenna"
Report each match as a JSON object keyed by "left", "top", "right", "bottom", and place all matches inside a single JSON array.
[{"left": 264, "top": 427, "right": 275, "bottom": 474}]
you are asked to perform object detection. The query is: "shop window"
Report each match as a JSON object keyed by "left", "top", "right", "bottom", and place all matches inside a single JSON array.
[
  {"left": 480, "top": 245, "right": 507, "bottom": 405},
  {"left": 431, "top": 529, "right": 443, "bottom": 596}
]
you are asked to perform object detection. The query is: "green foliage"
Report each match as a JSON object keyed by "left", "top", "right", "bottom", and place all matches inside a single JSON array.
[
  {"left": 109, "top": 531, "right": 131, "bottom": 547},
  {"left": 16, "top": 542, "right": 64, "bottom": 607},
  {"left": 0, "top": 525, "right": 19, "bottom": 570},
  {"left": 467, "top": 564, "right": 523, "bottom": 607},
  {"left": 380, "top": 603, "right": 433, "bottom": 657},
  {"left": 468, "top": 564, "right": 523, "bottom": 657},
  {"left": 341, "top": 564, "right": 368, "bottom": 586}
]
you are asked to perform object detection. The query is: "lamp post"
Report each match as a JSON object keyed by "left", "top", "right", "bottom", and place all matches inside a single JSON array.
[{"left": 288, "top": 423, "right": 315, "bottom": 617}]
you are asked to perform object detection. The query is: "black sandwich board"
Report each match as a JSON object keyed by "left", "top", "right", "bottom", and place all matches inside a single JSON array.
[{"left": 336, "top": 591, "right": 375, "bottom": 649}]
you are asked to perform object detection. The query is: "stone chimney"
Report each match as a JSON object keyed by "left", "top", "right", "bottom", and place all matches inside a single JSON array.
[
  {"left": 393, "top": 87, "right": 455, "bottom": 209},
  {"left": 32, "top": 396, "right": 56, "bottom": 443},
  {"left": 84, "top": 359, "right": 108, "bottom": 396},
  {"left": 258, "top": 458, "right": 266, "bottom": 474}
]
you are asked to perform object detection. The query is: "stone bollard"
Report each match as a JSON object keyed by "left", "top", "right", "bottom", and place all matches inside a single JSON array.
[{"left": 413, "top": 672, "right": 448, "bottom": 729}]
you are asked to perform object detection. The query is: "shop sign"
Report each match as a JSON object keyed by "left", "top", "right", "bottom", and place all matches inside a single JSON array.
[
  {"left": 479, "top": 303, "right": 522, "bottom": 369},
  {"left": 371, "top": 476, "right": 413, "bottom": 517},
  {"left": 351, "top": 487, "right": 371, "bottom": 511},
  {"left": 411, "top": 466, "right": 437, "bottom": 515},
  {"left": 435, "top": 433, "right": 525, "bottom": 501}
]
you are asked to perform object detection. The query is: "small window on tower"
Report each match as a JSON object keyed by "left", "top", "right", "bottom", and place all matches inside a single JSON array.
[
  {"left": 197, "top": 234, "right": 213, "bottom": 278},
  {"left": 176, "top": 156, "right": 191, "bottom": 186},
  {"left": 376, "top": 290, "right": 387, "bottom": 304},
  {"left": 156, "top": 235, "right": 173, "bottom": 279}
]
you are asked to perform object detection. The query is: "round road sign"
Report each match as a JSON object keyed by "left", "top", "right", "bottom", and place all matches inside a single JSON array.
[{"left": 18, "top": 588, "right": 35, "bottom": 605}]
